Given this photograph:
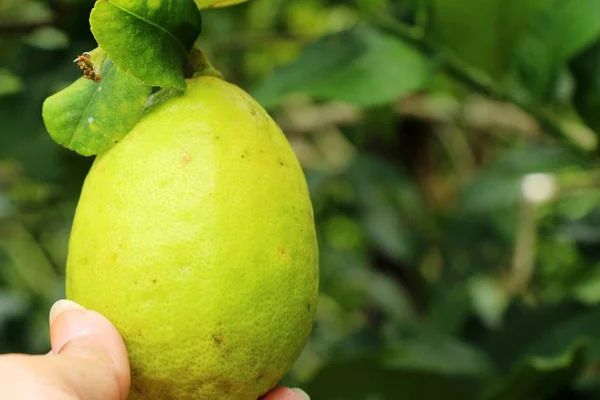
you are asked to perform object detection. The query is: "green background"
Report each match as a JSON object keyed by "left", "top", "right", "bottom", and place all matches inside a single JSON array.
[{"left": 3, "top": 0, "right": 600, "bottom": 398}]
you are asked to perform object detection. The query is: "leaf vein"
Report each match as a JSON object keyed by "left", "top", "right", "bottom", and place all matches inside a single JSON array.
[{"left": 108, "top": 1, "right": 188, "bottom": 57}]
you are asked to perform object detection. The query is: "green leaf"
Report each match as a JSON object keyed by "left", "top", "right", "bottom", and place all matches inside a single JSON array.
[
  {"left": 305, "top": 355, "right": 478, "bottom": 400},
  {"left": 252, "top": 25, "right": 434, "bottom": 108},
  {"left": 524, "top": 309, "right": 600, "bottom": 366},
  {"left": 432, "top": 0, "right": 551, "bottom": 80},
  {"left": 0, "top": 0, "right": 53, "bottom": 26},
  {"left": 0, "top": 68, "right": 24, "bottom": 96},
  {"left": 508, "top": 0, "right": 600, "bottom": 104},
  {"left": 468, "top": 276, "right": 511, "bottom": 329},
  {"left": 385, "top": 322, "right": 495, "bottom": 377},
  {"left": 23, "top": 27, "right": 69, "bottom": 50},
  {"left": 571, "top": 41, "right": 600, "bottom": 134},
  {"left": 573, "top": 265, "right": 600, "bottom": 305},
  {"left": 90, "top": 0, "right": 202, "bottom": 90},
  {"left": 426, "top": 283, "right": 473, "bottom": 336},
  {"left": 349, "top": 156, "right": 425, "bottom": 262},
  {"left": 480, "top": 341, "right": 587, "bottom": 400},
  {"left": 42, "top": 58, "right": 152, "bottom": 156},
  {"left": 461, "top": 145, "right": 582, "bottom": 212}
]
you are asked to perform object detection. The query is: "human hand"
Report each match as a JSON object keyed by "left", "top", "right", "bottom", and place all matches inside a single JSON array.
[{"left": 0, "top": 299, "right": 310, "bottom": 400}]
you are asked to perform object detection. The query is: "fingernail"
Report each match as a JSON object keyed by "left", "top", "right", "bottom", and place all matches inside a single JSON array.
[
  {"left": 291, "top": 388, "right": 310, "bottom": 400},
  {"left": 49, "top": 299, "right": 86, "bottom": 326},
  {"left": 49, "top": 299, "right": 94, "bottom": 353}
]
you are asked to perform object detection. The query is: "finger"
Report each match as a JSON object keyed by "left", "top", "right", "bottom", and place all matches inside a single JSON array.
[
  {"left": 0, "top": 300, "right": 130, "bottom": 400},
  {"left": 46, "top": 299, "right": 131, "bottom": 400},
  {"left": 262, "top": 387, "right": 311, "bottom": 400}
]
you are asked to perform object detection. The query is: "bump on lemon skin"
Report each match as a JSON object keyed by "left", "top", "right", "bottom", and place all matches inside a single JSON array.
[{"left": 65, "top": 76, "right": 319, "bottom": 399}]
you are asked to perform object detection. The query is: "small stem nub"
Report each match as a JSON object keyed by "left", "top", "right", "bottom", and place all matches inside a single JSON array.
[{"left": 187, "top": 45, "right": 223, "bottom": 79}]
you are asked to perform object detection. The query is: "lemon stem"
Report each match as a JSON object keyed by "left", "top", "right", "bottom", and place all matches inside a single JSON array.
[{"left": 188, "top": 46, "right": 224, "bottom": 79}]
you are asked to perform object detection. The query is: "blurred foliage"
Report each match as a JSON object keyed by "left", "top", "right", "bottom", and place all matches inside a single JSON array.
[{"left": 3, "top": 0, "right": 600, "bottom": 399}]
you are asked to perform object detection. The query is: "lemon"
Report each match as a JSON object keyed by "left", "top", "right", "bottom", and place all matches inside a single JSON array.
[{"left": 65, "top": 76, "right": 319, "bottom": 399}]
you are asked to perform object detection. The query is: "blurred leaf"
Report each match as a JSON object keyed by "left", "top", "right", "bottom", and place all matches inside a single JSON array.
[
  {"left": 508, "top": 0, "right": 600, "bottom": 104},
  {"left": 0, "top": 224, "right": 63, "bottom": 302},
  {"left": 23, "top": 27, "right": 69, "bottom": 50},
  {"left": 537, "top": 236, "right": 585, "bottom": 293},
  {"left": 0, "top": 89, "right": 69, "bottom": 182},
  {"left": 42, "top": 58, "right": 152, "bottom": 156},
  {"left": 524, "top": 309, "right": 600, "bottom": 365},
  {"left": 0, "top": 0, "right": 52, "bottom": 25},
  {"left": 362, "top": 207, "right": 414, "bottom": 261},
  {"left": 318, "top": 246, "right": 370, "bottom": 309},
  {"left": 469, "top": 300, "right": 587, "bottom": 371},
  {"left": 252, "top": 25, "right": 434, "bottom": 108},
  {"left": 573, "top": 266, "right": 600, "bottom": 305},
  {"left": 432, "top": 0, "right": 551, "bottom": 79},
  {"left": 559, "top": 209, "right": 600, "bottom": 246},
  {"left": 468, "top": 276, "right": 510, "bottom": 329},
  {"left": 555, "top": 188, "right": 600, "bottom": 220},
  {"left": 462, "top": 145, "right": 582, "bottom": 212},
  {"left": 361, "top": 269, "right": 415, "bottom": 321},
  {"left": 484, "top": 145, "right": 585, "bottom": 174},
  {"left": 0, "top": 291, "right": 27, "bottom": 330},
  {"left": 426, "top": 283, "right": 473, "bottom": 336},
  {"left": 481, "top": 342, "right": 587, "bottom": 400},
  {"left": 0, "top": 68, "right": 24, "bottom": 96},
  {"left": 305, "top": 354, "right": 478, "bottom": 400},
  {"left": 385, "top": 322, "right": 495, "bottom": 377},
  {"left": 571, "top": 40, "right": 600, "bottom": 134},
  {"left": 89, "top": 0, "right": 202, "bottom": 89},
  {"left": 349, "top": 156, "right": 426, "bottom": 262},
  {"left": 324, "top": 214, "right": 364, "bottom": 250},
  {"left": 462, "top": 175, "right": 522, "bottom": 213}
]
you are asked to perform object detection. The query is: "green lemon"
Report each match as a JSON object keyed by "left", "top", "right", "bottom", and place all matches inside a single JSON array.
[{"left": 65, "top": 76, "right": 319, "bottom": 399}]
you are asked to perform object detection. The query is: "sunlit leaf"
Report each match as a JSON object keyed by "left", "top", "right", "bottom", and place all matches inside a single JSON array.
[
  {"left": 42, "top": 58, "right": 152, "bottom": 156},
  {"left": 90, "top": 0, "right": 202, "bottom": 89}
]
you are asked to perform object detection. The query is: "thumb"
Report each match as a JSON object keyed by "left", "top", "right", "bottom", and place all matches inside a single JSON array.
[
  {"left": 262, "top": 387, "right": 311, "bottom": 400},
  {"left": 47, "top": 299, "right": 131, "bottom": 400}
]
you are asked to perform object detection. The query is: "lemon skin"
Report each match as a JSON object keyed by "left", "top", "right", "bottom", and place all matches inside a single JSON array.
[{"left": 65, "top": 76, "right": 319, "bottom": 399}]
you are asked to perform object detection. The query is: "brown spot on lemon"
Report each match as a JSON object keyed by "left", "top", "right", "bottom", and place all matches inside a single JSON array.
[
  {"left": 278, "top": 246, "right": 289, "bottom": 262},
  {"left": 182, "top": 151, "right": 192, "bottom": 164},
  {"left": 212, "top": 333, "right": 224, "bottom": 346}
]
